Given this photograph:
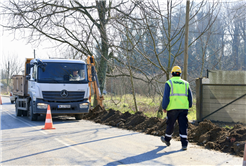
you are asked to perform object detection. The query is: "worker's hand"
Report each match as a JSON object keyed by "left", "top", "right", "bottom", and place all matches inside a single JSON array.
[{"left": 163, "top": 109, "right": 167, "bottom": 113}]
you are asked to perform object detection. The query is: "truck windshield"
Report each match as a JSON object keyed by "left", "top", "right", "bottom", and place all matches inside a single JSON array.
[{"left": 37, "top": 62, "right": 88, "bottom": 83}]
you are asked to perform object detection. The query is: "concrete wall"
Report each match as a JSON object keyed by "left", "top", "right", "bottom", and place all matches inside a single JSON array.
[
  {"left": 209, "top": 70, "right": 246, "bottom": 84},
  {"left": 197, "top": 70, "right": 246, "bottom": 124}
]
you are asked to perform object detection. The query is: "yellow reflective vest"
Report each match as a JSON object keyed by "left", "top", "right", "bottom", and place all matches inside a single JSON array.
[{"left": 166, "top": 77, "right": 189, "bottom": 111}]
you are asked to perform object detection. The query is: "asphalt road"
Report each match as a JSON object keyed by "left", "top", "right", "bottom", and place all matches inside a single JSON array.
[{"left": 0, "top": 96, "right": 243, "bottom": 165}]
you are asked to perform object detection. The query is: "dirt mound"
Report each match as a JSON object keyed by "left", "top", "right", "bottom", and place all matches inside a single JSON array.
[{"left": 81, "top": 106, "right": 246, "bottom": 157}]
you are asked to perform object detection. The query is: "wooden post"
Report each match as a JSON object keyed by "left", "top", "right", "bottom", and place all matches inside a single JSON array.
[
  {"left": 196, "top": 78, "right": 202, "bottom": 121},
  {"left": 183, "top": 0, "right": 190, "bottom": 81}
]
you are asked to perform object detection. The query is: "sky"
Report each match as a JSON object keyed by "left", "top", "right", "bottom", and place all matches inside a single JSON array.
[
  {"left": 1, "top": 31, "right": 52, "bottom": 61},
  {"left": 0, "top": 9, "right": 58, "bottom": 68},
  {"left": 0, "top": 26, "right": 63, "bottom": 76}
]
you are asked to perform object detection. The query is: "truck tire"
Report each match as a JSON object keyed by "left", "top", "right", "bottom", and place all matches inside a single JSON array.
[
  {"left": 29, "top": 102, "right": 38, "bottom": 121},
  {"left": 15, "top": 100, "right": 22, "bottom": 116},
  {"left": 11, "top": 101, "right": 14, "bottom": 104},
  {"left": 75, "top": 114, "right": 83, "bottom": 120}
]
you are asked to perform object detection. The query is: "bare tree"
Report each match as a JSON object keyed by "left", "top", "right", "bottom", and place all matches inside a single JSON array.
[
  {"left": 1, "top": 54, "right": 24, "bottom": 88},
  {"left": 106, "top": 0, "right": 219, "bottom": 116},
  {"left": 221, "top": 1, "right": 246, "bottom": 70},
  {"left": 0, "top": 0, "right": 138, "bottom": 95}
]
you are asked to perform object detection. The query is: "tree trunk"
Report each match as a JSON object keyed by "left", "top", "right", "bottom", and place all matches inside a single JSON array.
[
  {"left": 244, "top": 18, "right": 246, "bottom": 70},
  {"left": 127, "top": 55, "right": 138, "bottom": 112},
  {"left": 7, "top": 61, "right": 10, "bottom": 87},
  {"left": 232, "top": 23, "right": 239, "bottom": 69},
  {"left": 167, "top": 1, "right": 171, "bottom": 81},
  {"left": 183, "top": 0, "right": 190, "bottom": 81},
  {"left": 200, "top": 47, "right": 206, "bottom": 77},
  {"left": 91, "top": 1, "right": 109, "bottom": 107},
  {"left": 98, "top": 55, "right": 108, "bottom": 93},
  {"left": 97, "top": 26, "right": 108, "bottom": 95},
  {"left": 157, "top": 100, "right": 163, "bottom": 119},
  {"left": 220, "top": 34, "right": 224, "bottom": 70},
  {"left": 96, "top": 1, "right": 109, "bottom": 95},
  {"left": 244, "top": 40, "right": 246, "bottom": 70}
]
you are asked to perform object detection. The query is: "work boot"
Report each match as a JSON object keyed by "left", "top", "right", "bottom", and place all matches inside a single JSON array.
[
  {"left": 182, "top": 146, "right": 187, "bottom": 150},
  {"left": 161, "top": 136, "right": 170, "bottom": 146}
]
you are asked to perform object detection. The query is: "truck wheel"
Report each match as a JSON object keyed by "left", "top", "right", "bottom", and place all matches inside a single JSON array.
[
  {"left": 15, "top": 101, "right": 22, "bottom": 116},
  {"left": 11, "top": 101, "right": 14, "bottom": 104},
  {"left": 29, "top": 103, "right": 38, "bottom": 121},
  {"left": 75, "top": 114, "right": 83, "bottom": 120}
]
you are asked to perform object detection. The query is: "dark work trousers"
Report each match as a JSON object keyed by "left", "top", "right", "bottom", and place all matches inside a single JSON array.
[{"left": 164, "top": 109, "right": 188, "bottom": 147}]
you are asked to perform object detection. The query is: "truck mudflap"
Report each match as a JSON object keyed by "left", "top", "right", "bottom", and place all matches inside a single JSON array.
[{"left": 34, "top": 99, "right": 90, "bottom": 115}]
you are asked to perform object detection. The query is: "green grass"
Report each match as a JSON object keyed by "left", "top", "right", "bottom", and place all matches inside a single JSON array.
[{"left": 93, "top": 94, "right": 197, "bottom": 121}]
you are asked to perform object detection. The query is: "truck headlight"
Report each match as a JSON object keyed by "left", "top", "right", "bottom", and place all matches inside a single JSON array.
[
  {"left": 37, "top": 103, "right": 48, "bottom": 109},
  {"left": 80, "top": 103, "right": 88, "bottom": 108}
]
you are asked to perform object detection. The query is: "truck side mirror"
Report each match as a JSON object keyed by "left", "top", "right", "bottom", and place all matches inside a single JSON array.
[{"left": 26, "top": 75, "right": 31, "bottom": 80}]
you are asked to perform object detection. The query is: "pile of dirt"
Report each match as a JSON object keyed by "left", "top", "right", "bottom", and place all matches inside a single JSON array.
[{"left": 81, "top": 106, "right": 246, "bottom": 157}]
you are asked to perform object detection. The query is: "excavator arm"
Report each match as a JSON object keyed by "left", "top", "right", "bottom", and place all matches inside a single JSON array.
[{"left": 87, "top": 56, "right": 104, "bottom": 108}]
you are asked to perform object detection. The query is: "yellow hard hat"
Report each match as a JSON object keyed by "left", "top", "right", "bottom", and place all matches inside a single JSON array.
[{"left": 171, "top": 66, "right": 182, "bottom": 73}]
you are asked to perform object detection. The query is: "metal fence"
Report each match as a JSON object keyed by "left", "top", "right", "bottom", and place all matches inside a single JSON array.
[{"left": 196, "top": 78, "right": 246, "bottom": 124}]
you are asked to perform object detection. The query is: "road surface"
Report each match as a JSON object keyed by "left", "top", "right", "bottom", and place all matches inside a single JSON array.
[{"left": 0, "top": 96, "right": 243, "bottom": 165}]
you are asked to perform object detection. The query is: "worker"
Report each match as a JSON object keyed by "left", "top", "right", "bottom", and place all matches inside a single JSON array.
[
  {"left": 160, "top": 66, "right": 193, "bottom": 150},
  {"left": 70, "top": 70, "right": 80, "bottom": 80}
]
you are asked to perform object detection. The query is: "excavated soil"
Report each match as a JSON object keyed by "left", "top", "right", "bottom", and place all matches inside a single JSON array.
[{"left": 81, "top": 106, "right": 246, "bottom": 157}]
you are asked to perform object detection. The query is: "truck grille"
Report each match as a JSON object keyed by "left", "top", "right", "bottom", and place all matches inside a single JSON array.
[{"left": 42, "top": 91, "right": 85, "bottom": 102}]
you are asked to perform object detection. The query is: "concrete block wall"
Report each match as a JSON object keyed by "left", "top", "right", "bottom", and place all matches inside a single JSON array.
[
  {"left": 209, "top": 70, "right": 246, "bottom": 84},
  {"left": 198, "top": 70, "right": 246, "bottom": 124}
]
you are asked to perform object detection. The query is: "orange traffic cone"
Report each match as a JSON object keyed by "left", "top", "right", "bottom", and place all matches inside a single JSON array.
[
  {"left": 0, "top": 95, "right": 2, "bottom": 105},
  {"left": 243, "top": 142, "right": 246, "bottom": 166},
  {"left": 42, "top": 105, "right": 55, "bottom": 130}
]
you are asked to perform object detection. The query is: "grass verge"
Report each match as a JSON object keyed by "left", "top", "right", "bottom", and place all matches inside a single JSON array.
[{"left": 92, "top": 94, "right": 197, "bottom": 121}]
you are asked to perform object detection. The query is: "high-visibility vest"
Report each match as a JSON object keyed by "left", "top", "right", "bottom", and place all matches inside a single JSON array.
[{"left": 166, "top": 77, "right": 189, "bottom": 111}]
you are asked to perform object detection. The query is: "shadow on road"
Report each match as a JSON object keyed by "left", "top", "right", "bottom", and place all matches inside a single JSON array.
[
  {"left": 0, "top": 132, "right": 140, "bottom": 164},
  {"left": 104, "top": 146, "right": 182, "bottom": 166}
]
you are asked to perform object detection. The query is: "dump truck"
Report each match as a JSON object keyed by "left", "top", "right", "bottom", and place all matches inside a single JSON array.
[{"left": 12, "top": 56, "right": 103, "bottom": 121}]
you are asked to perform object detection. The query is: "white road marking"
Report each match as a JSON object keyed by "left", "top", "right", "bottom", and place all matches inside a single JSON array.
[
  {"left": 1, "top": 108, "right": 120, "bottom": 164},
  {"left": 2, "top": 108, "right": 48, "bottom": 135}
]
